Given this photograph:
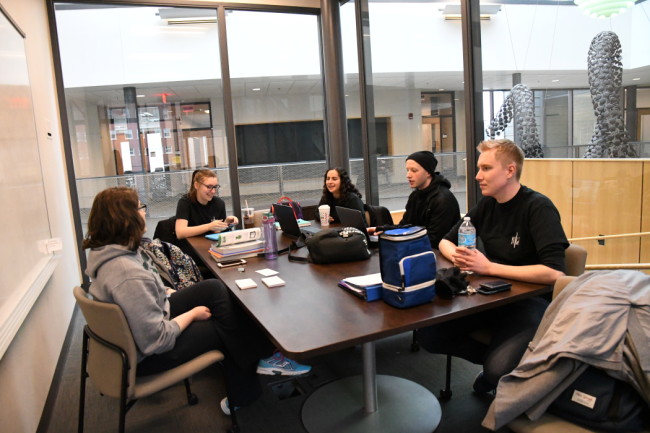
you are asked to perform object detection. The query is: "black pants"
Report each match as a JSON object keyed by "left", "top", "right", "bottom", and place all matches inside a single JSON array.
[
  {"left": 136, "top": 280, "right": 275, "bottom": 406},
  {"left": 417, "top": 297, "right": 549, "bottom": 389}
]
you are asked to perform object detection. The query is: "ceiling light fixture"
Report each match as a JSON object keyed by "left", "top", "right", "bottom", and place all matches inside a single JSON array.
[
  {"left": 442, "top": 4, "right": 501, "bottom": 20},
  {"left": 158, "top": 8, "right": 217, "bottom": 25},
  {"left": 252, "top": 88, "right": 260, "bottom": 91},
  {"left": 205, "top": 110, "right": 210, "bottom": 113},
  {"left": 137, "top": 95, "right": 145, "bottom": 97},
  {"left": 573, "top": 0, "right": 634, "bottom": 19},
  {"left": 633, "top": 78, "right": 641, "bottom": 81},
  {"left": 552, "top": 79, "right": 560, "bottom": 82}
]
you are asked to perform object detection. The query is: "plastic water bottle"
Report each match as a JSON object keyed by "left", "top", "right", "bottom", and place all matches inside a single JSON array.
[
  {"left": 458, "top": 217, "right": 476, "bottom": 250},
  {"left": 263, "top": 212, "right": 278, "bottom": 260}
]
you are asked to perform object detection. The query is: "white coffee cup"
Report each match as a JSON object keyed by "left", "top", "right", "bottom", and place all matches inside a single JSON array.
[{"left": 318, "top": 205, "right": 330, "bottom": 226}]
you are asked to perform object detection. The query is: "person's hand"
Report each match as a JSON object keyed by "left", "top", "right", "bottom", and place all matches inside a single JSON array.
[
  {"left": 210, "top": 219, "right": 229, "bottom": 232},
  {"left": 329, "top": 216, "right": 334, "bottom": 222},
  {"left": 367, "top": 227, "right": 384, "bottom": 236},
  {"left": 166, "top": 288, "right": 176, "bottom": 295},
  {"left": 226, "top": 215, "right": 239, "bottom": 225},
  {"left": 451, "top": 247, "right": 492, "bottom": 275},
  {"left": 192, "top": 306, "right": 211, "bottom": 321}
]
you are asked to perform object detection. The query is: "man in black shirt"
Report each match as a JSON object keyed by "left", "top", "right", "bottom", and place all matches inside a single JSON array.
[
  {"left": 371, "top": 151, "right": 460, "bottom": 248},
  {"left": 419, "top": 139, "right": 569, "bottom": 393}
]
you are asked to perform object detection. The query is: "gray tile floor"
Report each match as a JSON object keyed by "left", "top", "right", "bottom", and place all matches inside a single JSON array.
[{"left": 43, "top": 311, "right": 508, "bottom": 433}]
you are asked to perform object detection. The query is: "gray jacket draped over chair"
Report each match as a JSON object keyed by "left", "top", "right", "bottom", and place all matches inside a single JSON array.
[{"left": 483, "top": 270, "right": 650, "bottom": 430}]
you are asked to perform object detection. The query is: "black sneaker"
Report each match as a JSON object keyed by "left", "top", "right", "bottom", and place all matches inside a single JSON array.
[{"left": 472, "top": 371, "right": 496, "bottom": 394}]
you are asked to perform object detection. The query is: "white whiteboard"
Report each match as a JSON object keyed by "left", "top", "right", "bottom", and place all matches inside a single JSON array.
[{"left": 0, "top": 8, "right": 57, "bottom": 359}]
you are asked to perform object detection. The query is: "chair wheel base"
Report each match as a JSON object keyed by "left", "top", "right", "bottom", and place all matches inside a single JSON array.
[
  {"left": 187, "top": 394, "right": 198, "bottom": 406},
  {"left": 411, "top": 342, "right": 420, "bottom": 352},
  {"left": 439, "top": 388, "right": 452, "bottom": 401}
]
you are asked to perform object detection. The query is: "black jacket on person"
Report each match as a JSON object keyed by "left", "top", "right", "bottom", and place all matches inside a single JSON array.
[
  {"left": 400, "top": 173, "right": 461, "bottom": 248},
  {"left": 314, "top": 192, "right": 365, "bottom": 223}
]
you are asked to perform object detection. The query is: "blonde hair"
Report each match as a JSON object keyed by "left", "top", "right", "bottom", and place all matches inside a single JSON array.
[{"left": 477, "top": 139, "right": 525, "bottom": 180}]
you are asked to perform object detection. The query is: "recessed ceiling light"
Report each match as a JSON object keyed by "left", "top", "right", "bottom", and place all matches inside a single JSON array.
[
  {"left": 633, "top": 78, "right": 641, "bottom": 81},
  {"left": 552, "top": 79, "right": 560, "bottom": 82},
  {"left": 252, "top": 88, "right": 260, "bottom": 91},
  {"left": 454, "top": 99, "right": 459, "bottom": 101},
  {"left": 137, "top": 95, "right": 145, "bottom": 97},
  {"left": 439, "top": 89, "right": 444, "bottom": 91},
  {"left": 205, "top": 110, "right": 210, "bottom": 114},
  {"left": 345, "top": 94, "right": 349, "bottom": 96}
]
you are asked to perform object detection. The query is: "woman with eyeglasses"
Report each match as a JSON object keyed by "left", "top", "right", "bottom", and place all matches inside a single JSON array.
[
  {"left": 84, "top": 187, "right": 284, "bottom": 412},
  {"left": 175, "top": 169, "right": 239, "bottom": 240}
]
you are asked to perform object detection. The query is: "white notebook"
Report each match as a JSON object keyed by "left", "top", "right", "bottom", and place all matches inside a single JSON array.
[
  {"left": 261, "top": 276, "right": 285, "bottom": 288},
  {"left": 235, "top": 278, "right": 257, "bottom": 290},
  {"left": 256, "top": 268, "right": 279, "bottom": 277}
]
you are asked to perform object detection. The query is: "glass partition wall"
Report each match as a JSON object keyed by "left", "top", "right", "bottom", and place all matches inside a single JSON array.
[
  {"left": 55, "top": 4, "right": 230, "bottom": 236},
  {"left": 52, "top": 0, "right": 650, "bottom": 273},
  {"left": 479, "top": 0, "right": 650, "bottom": 268},
  {"left": 364, "top": 0, "right": 468, "bottom": 213},
  {"left": 225, "top": 10, "right": 325, "bottom": 213}
]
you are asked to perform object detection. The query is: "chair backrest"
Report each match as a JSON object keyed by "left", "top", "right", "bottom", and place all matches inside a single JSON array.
[
  {"left": 565, "top": 244, "right": 587, "bottom": 277},
  {"left": 364, "top": 204, "right": 393, "bottom": 227},
  {"left": 153, "top": 216, "right": 178, "bottom": 245},
  {"left": 73, "top": 286, "right": 139, "bottom": 399}
]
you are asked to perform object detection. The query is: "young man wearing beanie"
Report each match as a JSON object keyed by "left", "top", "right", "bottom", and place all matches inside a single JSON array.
[
  {"left": 398, "top": 150, "right": 461, "bottom": 248},
  {"left": 417, "top": 139, "right": 569, "bottom": 395}
]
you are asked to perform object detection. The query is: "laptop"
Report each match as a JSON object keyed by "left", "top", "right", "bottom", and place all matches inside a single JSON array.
[
  {"left": 336, "top": 206, "right": 379, "bottom": 243},
  {"left": 274, "top": 204, "right": 320, "bottom": 238}
]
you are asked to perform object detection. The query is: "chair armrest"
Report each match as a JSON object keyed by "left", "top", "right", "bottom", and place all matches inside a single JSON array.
[{"left": 552, "top": 276, "right": 576, "bottom": 300}]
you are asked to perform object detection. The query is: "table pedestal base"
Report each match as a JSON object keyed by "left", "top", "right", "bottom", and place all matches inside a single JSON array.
[{"left": 301, "top": 375, "right": 441, "bottom": 433}]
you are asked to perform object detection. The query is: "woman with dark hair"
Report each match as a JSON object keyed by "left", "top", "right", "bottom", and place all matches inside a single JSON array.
[
  {"left": 175, "top": 169, "right": 238, "bottom": 239},
  {"left": 314, "top": 167, "right": 365, "bottom": 223},
  {"left": 84, "top": 187, "right": 309, "bottom": 415}
]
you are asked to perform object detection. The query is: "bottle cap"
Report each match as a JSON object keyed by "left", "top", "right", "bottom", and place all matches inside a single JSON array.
[{"left": 464, "top": 216, "right": 470, "bottom": 221}]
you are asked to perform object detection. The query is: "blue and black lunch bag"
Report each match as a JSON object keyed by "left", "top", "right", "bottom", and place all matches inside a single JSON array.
[{"left": 379, "top": 226, "right": 437, "bottom": 308}]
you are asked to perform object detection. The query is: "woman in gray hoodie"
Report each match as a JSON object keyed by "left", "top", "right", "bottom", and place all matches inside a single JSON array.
[{"left": 84, "top": 187, "right": 281, "bottom": 411}]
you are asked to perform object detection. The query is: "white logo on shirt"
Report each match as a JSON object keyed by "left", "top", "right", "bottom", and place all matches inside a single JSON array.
[{"left": 511, "top": 233, "right": 520, "bottom": 248}]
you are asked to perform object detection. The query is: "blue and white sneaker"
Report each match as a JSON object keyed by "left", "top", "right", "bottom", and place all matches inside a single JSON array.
[
  {"left": 220, "top": 397, "right": 238, "bottom": 416},
  {"left": 256, "top": 350, "right": 311, "bottom": 376}
]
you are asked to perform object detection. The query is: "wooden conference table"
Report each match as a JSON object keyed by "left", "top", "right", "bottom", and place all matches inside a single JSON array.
[{"left": 188, "top": 225, "right": 550, "bottom": 433}]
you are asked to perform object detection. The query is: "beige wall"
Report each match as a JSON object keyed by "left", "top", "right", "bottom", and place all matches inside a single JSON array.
[
  {"left": 0, "top": 1, "right": 81, "bottom": 432},
  {"left": 522, "top": 158, "right": 650, "bottom": 267}
]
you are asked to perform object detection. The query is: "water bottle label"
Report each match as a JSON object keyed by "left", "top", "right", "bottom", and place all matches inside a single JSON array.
[{"left": 459, "top": 233, "right": 476, "bottom": 247}]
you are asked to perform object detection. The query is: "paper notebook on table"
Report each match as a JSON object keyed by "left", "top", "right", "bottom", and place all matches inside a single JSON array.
[
  {"left": 235, "top": 279, "right": 257, "bottom": 290},
  {"left": 262, "top": 276, "right": 285, "bottom": 288},
  {"left": 256, "top": 268, "right": 279, "bottom": 277}
]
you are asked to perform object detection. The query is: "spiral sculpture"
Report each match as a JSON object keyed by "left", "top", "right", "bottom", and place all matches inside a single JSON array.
[
  {"left": 583, "top": 31, "right": 636, "bottom": 158},
  {"left": 486, "top": 84, "right": 544, "bottom": 158}
]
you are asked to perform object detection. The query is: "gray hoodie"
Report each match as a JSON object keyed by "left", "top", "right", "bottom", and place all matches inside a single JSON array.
[{"left": 86, "top": 244, "right": 181, "bottom": 362}]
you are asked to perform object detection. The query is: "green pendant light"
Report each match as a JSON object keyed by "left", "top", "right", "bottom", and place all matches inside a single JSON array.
[{"left": 574, "top": 0, "right": 635, "bottom": 18}]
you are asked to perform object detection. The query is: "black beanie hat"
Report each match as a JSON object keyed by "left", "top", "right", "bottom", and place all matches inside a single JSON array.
[{"left": 406, "top": 151, "right": 438, "bottom": 176}]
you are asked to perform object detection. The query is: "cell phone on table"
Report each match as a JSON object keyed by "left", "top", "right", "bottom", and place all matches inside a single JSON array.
[
  {"left": 221, "top": 223, "right": 237, "bottom": 232},
  {"left": 216, "top": 259, "right": 246, "bottom": 269},
  {"left": 476, "top": 280, "right": 512, "bottom": 295}
]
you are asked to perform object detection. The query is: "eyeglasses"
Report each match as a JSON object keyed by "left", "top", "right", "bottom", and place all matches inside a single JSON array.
[
  {"left": 200, "top": 183, "right": 220, "bottom": 192},
  {"left": 138, "top": 203, "right": 148, "bottom": 212}
]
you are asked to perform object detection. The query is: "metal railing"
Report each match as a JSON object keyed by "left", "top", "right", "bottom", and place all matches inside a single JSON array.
[{"left": 75, "top": 152, "right": 468, "bottom": 235}]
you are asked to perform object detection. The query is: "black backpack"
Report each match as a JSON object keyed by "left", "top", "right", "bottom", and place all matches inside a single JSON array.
[{"left": 548, "top": 365, "right": 649, "bottom": 432}]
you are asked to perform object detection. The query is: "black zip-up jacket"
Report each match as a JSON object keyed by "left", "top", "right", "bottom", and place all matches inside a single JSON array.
[{"left": 400, "top": 173, "right": 461, "bottom": 248}]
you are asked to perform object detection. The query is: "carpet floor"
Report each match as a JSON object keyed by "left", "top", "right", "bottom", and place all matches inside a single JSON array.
[{"left": 44, "top": 311, "right": 509, "bottom": 433}]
